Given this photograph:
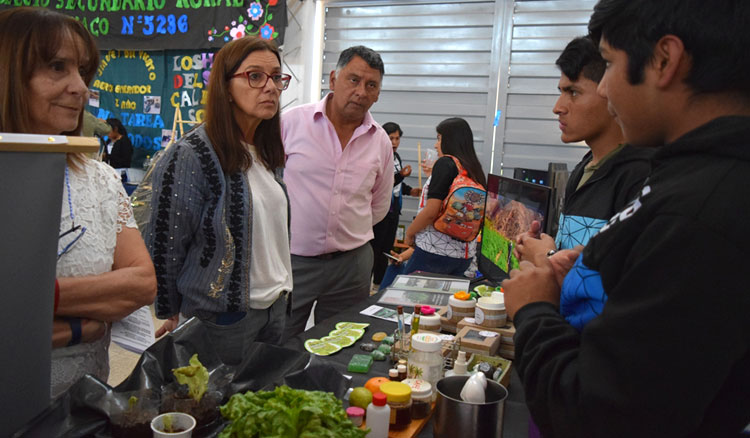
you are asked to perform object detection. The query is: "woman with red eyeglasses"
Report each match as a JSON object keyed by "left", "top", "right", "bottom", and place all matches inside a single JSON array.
[
  {"left": 0, "top": 8, "right": 157, "bottom": 398},
  {"left": 144, "top": 36, "right": 293, "bottom": 365}
]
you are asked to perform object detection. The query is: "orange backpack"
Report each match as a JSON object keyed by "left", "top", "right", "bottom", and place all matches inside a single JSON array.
[{"left": 433, "top": 155, "right": 487, "bottom": 242}]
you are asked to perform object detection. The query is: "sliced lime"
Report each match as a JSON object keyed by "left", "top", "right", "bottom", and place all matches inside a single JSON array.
[
  {"left": 303, "top": 339, "right": 341, "bottom": 356},
  {"left": 334, "top": 322, "right": 370, "bottom": 331},
  {"left": 329, "top": 328, "right": 365, "bottom": 340},
  {"left": 320, "top": 335, "right": 356, "bottom": 348},
  {"left": 474, "top": 285, "right": 493, "bottom": 297}
]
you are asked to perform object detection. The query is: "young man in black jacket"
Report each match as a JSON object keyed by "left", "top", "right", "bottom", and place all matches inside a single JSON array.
[
  {"left": 516, "top": 37, "right": 653, "bottom": 329},
  {"left": 504, "top": 0, "right": 750, "bottom": 436}
]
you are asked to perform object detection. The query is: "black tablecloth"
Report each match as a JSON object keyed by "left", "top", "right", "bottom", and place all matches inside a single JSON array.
[{"left": 285, "top": 291, "right": 530, "bottom": 438}]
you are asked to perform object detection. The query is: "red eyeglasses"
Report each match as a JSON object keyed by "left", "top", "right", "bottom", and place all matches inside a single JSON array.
[{"left": 230, "top": 71, "right": 291, "bottom": 90}]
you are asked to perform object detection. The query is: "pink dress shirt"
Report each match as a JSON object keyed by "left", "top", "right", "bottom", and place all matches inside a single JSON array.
[{"left": 281, "top": 94, "right": 394, "bottom": 256}]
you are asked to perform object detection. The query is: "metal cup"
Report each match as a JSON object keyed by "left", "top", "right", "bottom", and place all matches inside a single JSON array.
[{"left": 433, "top": 375, "right": 508, "bottom": 438}]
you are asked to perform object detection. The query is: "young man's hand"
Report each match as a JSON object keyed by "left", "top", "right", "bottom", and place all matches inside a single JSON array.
[
  {"left": 503, "top": 252, "right": 561, "bottom": 319},
  {"left": 515, "top": 232, "right": 556, "bottom": 262}
]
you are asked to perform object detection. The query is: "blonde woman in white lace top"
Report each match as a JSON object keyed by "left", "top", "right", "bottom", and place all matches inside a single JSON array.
[{"left": 0, "top": 8, "right": 157, "bottom": 398}]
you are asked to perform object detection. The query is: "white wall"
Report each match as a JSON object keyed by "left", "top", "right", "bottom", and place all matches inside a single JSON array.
[{"left": 280, "top": 0, "right": 323, "bottom": 110}]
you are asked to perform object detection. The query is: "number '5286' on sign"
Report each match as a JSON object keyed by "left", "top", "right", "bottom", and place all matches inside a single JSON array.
[{"left": 121, "top": 14, "right": 188, "bottom": 35}]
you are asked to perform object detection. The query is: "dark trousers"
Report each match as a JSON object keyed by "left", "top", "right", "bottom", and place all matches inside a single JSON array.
[
  {"left": 282, "top": 243, "right": 373, "bottom": 343},
  {"left": 371, "top": 210, "right": 400, "bottom": 284},
  {"left": 184, "top": 294, "right": 288, "bottom": 366},
  {"left": 403, "top": 246, "right": 471, "bottom": 277}
]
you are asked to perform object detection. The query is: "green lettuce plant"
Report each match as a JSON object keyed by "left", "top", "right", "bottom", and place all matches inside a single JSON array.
[{"left": 172, "top": 354, "right": 209, "bottom": 402}]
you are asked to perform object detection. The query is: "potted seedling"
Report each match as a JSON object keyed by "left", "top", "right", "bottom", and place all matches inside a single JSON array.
[
  {"left": 151, "top": 411, "right": 196, "bottom": 437},
  {"left": 110, "top": 392, "right": 159, "bottom": 437}
]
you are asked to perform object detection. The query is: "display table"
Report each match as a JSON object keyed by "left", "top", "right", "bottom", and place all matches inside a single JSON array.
[
  {"left": 286, "top": 291, "right": 530, "bottom": 438},
  {"left": 16, "top": 283, "right": 530, "bottom": 436}
]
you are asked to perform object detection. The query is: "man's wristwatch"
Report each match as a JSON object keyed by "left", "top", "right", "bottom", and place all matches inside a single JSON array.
[{"left": 546, "top": 249, "right": 557, "bottom": 257}]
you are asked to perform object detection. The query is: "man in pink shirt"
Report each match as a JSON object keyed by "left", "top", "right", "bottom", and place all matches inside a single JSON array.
[{"left": 281, "top": 46, "right": 394, "bottom": 341}]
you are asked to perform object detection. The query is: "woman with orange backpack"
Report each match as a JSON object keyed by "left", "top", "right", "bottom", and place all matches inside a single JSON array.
[{"left": 403, "top": 117, "right": 487, "bottom": 277}]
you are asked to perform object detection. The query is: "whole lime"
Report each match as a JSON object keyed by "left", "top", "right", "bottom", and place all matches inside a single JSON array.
[{"left": 349, "top": 386, "right": 373, "bottom": 409}]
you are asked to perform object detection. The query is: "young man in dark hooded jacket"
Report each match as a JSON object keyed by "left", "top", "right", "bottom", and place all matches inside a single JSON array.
[
  {"left": 516, "top": 36, "right": 653, "bottom": 329},
  {"left": 504, "top": 0, "right": 750, "bottom": 436}
]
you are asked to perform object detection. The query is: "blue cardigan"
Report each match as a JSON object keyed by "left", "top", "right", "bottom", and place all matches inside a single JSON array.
[{"left": 144, "top": 124, "right": 290, "bottom": 319}]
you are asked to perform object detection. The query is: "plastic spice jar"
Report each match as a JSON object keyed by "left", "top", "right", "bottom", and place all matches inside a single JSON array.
[
  {"left": 475, "top": 296, "right": 507, "bottom": 328},
  {"left": 418, "top": 306, "right": 441, "bottom": 332},
  {"left": 402, "top": 378, "right": 433, "bottom": 419},
  {"left": 447, "top": 293, "right": 476, "bottom": 323},
  {"left": 408, "top": 333, "right": 444, "bottom": 391},
  {"left": 379, "top": 381, "right": 412, "bottom": 430},
  {"left": 345, "top": 406, "right": 365, "bottom": 427}
]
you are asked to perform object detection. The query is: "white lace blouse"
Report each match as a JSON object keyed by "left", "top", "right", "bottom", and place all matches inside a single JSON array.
[{"left": 51, "top": 159, "right": 137, "bottom": 398}]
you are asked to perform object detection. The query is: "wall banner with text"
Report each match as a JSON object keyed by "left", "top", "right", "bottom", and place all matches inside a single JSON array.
[
  {"left": 0, "top": 0, "right": 286, "bottom": 49},
  {"left": 87, "top": 48, "right": 215, "bottom": 167}
]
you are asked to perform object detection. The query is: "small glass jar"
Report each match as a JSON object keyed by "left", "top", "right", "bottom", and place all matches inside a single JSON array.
[
  {"left": 408, "top": 333, "right": 444, "bottom": 394},
  {"left": 379, "top": 381, "right": 412, "bottom": 430},
  {"left": 402, "top": 378, "right": 432, "bottom": 419},
  {"left": 397, "top": 364, "right": 408, "bottom": 381},
  {"left": 388, "top": 368, "right": 400, "bottom": 381}
]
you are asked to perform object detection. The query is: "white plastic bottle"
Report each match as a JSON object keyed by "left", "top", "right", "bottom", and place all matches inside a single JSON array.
[
  {"left": 445, "top": 351, "right": 471, "bottom": 377},
  {"left": 366, "top": 391, "right": 390, "bottom": 438}
]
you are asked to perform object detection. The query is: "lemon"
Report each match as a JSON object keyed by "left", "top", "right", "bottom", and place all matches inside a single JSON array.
[{"left": 349, "top": 387, "right": 373, "bottom": 409}]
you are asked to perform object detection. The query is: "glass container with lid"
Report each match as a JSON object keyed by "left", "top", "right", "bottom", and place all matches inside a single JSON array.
[
  {"left": 408, "top": 333, "right": 444, "bottom": 393},
  {"left": 402, "top": 378, "right": 432, "bottom": 419},
  {"left": 379, "top": 381, "right": 412, "bottom": 430}
]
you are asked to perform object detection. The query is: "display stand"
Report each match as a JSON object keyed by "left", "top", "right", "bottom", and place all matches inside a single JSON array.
[
  {"left": 0, "top": 133, "right": 98, "bottom": 436},
  {"left": 168, "top": 106, "right": 199, "bottom": 148}
]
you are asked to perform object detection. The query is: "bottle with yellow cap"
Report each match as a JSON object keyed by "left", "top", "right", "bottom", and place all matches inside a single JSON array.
[{"left": 378, "top": 381, "right": 412, "bottom": 430}]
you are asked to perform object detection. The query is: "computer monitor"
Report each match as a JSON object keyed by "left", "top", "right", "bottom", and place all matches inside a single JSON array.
[{"left": 477, "top": 174, "right": 552, "bottom": 282}]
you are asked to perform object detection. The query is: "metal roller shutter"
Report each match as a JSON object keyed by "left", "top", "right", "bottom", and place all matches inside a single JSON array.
[{"left": 497, "top": 0, "right": 597, "bottom": 176}]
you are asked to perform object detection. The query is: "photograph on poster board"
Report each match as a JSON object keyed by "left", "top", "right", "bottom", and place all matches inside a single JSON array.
[
  {"left": 88, "top": 89, "right": 100, "bottom": 108},
  {"left": 390, "top": 274, "right": 470, "bottom": 294},
  {"left": 360, "top": 305, "right": 413, "bottom": 325},
  {"left": 377, "top": 288, "right": 452, "bottom": 308},
  {"left": 144, "top": 96, "right": 161, "bottom": 114}
]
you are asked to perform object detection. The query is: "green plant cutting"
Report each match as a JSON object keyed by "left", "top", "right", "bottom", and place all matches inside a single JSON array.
[
  {"left": 172, "top": 354, "right": 209, "bottom": 402},
  {"left": 219, "top": 385, "right": 368, "bottom": 438},
  {"left": 162, "top": 414, "right": 174, "bottom": 433}
]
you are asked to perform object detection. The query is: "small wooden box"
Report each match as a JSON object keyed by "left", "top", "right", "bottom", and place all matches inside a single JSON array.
[
  {"left": 498, "top": 346, "right": 515, "bottom": 360},
  {"left": 457, "top": 318, "right": 515, "bottom": 346},
  {"left": 456, "top": 326, "right": 501, "bottom": 356},
  {"left": 467, "top": 353, "right": 513, "bottom": 388}
]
